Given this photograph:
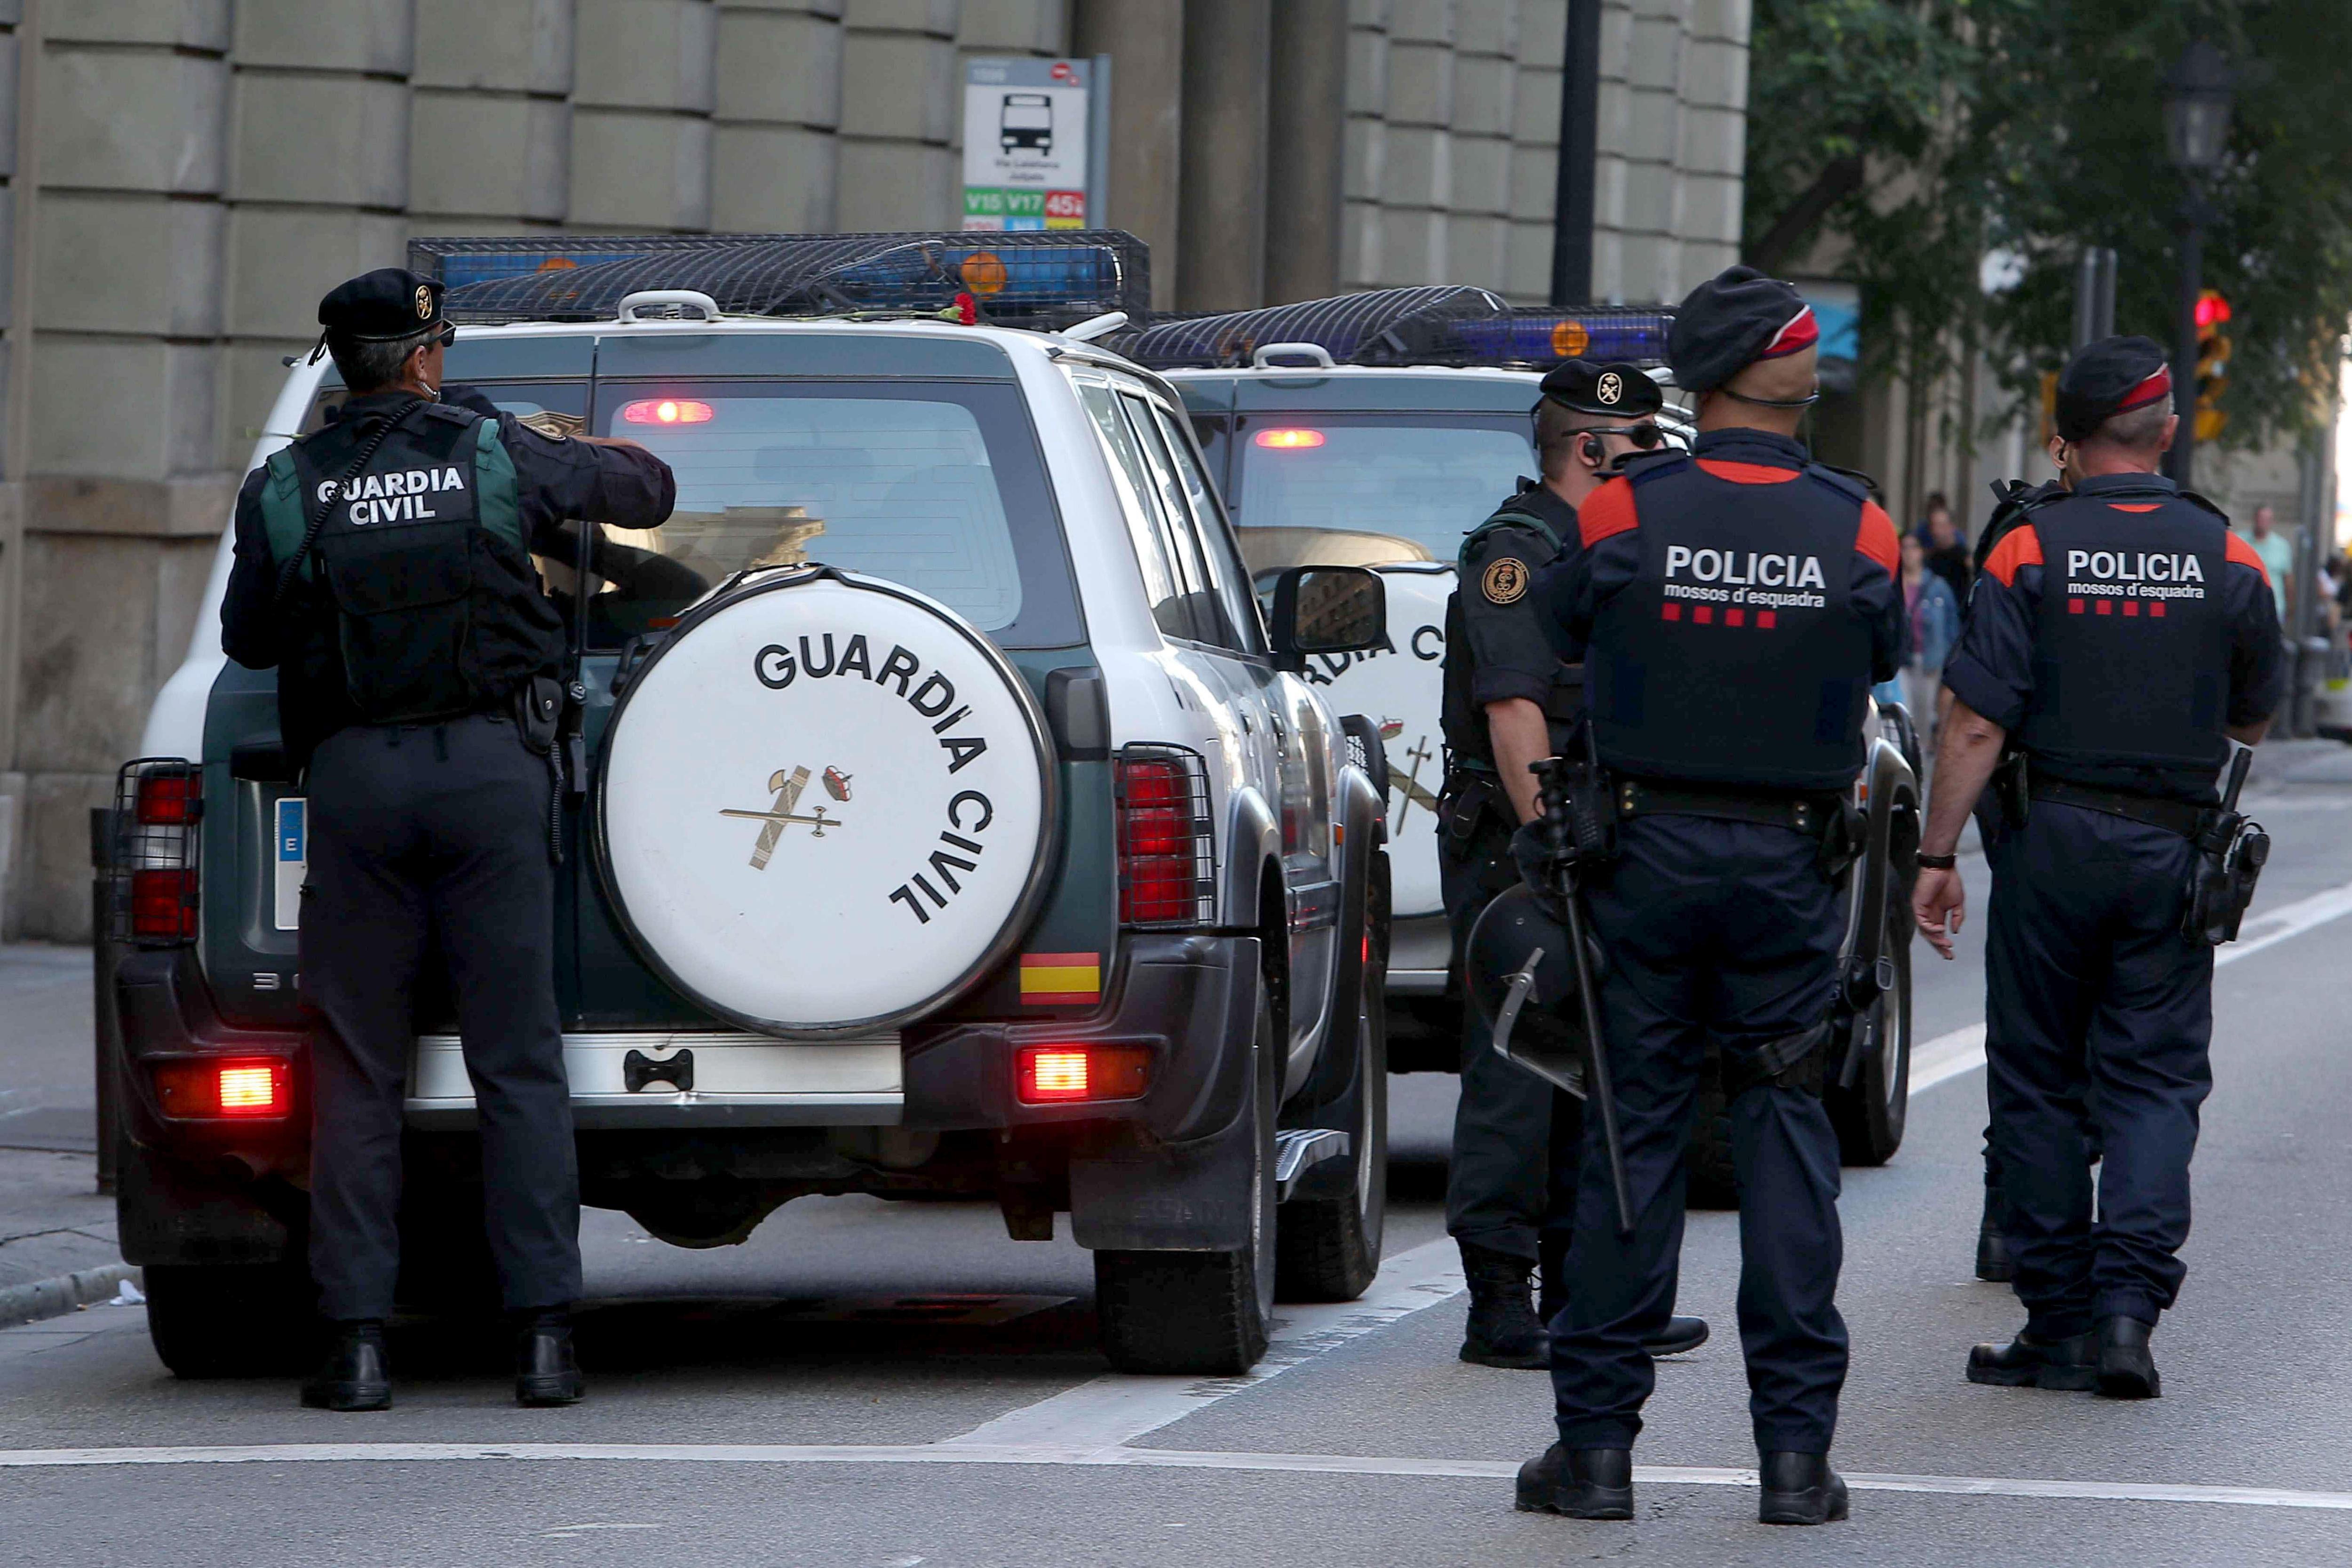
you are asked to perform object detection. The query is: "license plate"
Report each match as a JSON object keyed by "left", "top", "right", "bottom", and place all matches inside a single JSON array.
[{"left": 274, "top": 797, "right": 306, "bottom": 931}]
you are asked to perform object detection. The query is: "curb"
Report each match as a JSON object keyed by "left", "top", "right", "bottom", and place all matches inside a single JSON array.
[{"left": 0, "top": 1264, "right": 142, "bottom": 1328}]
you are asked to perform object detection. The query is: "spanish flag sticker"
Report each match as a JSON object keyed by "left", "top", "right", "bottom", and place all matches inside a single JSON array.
[{"left": 1019, "top": 952, "right": 1102, "bottom": 1006}]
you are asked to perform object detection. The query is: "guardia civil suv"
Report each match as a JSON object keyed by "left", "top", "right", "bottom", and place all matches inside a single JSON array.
[{"left": 105, "top": 232, "right": 1391, "bottom": 1380}]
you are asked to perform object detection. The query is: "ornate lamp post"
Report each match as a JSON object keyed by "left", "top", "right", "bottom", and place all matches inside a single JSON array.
[{"left": 2163, "top": 40, "right": 2233, "bottom": 487}]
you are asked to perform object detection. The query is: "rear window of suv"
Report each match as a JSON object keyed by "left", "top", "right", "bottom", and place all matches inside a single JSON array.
[{"left": 586, "top": 381, "right": 1076, "bottom": 647}]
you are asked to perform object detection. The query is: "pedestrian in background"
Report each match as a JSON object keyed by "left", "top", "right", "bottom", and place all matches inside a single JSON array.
[
  {"left": 2246, "top": 504, "right": 2294, "bottom": 624},
  {"left": 1922, "top": 493, "right": 1973, "bottom": 603}
]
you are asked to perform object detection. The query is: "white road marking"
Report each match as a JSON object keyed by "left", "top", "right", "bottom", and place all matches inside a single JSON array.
[
  {"left": 1910, "top": 873, "right": 2352, "bottom": 1097},
  {"left": 949, "top": 1235, "right": 1465, "bottom": 1448},
  {"left": 1, "top": 1440, "right": 2348, "bottom": 1511}
]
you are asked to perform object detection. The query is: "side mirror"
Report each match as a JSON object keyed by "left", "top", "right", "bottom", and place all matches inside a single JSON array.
[{"left": 1269, "top": 565, "right": 1386, "bottom": 671}]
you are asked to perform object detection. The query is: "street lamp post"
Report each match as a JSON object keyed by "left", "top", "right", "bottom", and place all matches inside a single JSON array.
[{"left": 2163, "top": 40, "right": 2233, "bottom": 488}]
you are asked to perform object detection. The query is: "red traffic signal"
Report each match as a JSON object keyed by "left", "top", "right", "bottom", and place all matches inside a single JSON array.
[{"left": 2193, "top": 289, "right": 2232, "bottom": 330}]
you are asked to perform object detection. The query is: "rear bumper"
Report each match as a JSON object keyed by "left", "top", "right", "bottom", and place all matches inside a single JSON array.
[{"left": 113, "top": 932, "right": 1262, "bottom": 1153}]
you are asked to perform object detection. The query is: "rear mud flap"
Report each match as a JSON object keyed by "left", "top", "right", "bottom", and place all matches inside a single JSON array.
[{"left": 1068, "top": 955, "right": 1263, "bottom": 1253}]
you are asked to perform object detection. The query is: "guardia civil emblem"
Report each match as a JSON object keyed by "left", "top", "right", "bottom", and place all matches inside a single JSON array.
[
  {"left": 1597, "top": 371, "right": 1624, "bottom": 406},
  {"left": 721, "top": 764, "right": 850, "bottom": 868}
]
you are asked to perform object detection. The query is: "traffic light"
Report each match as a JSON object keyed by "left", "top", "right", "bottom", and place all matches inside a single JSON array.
[{"left": 2193, "top": 288, "right": 2231, "bottom": 441}]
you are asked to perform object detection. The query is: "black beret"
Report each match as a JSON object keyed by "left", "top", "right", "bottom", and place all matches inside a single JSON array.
[
  {"left": 319, "top": 267, "right": 445, "bottom": 342},
  {"left": 2055, "top": 335, "right": 2172, "bottom": 442},
  {"left": 1666, "top": 264, "right": 1819, "bottom": 392},
  {"left": 1539, "top": 359, "right": 1663, "bottom": 418}
]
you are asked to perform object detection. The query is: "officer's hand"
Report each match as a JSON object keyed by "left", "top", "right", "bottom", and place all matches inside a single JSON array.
[{"left": 1912, "top": 867, "right": 1965, "bottom": 960}]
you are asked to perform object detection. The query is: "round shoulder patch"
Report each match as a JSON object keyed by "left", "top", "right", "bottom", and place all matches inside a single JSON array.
[{"left": 1481, "top": 556, "right": 1531, "bottom": 605}]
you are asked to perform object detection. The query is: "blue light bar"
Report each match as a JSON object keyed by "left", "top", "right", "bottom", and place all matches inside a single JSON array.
[{"left": 1451, "top": 310, "right": 1673, "bottom": 367}]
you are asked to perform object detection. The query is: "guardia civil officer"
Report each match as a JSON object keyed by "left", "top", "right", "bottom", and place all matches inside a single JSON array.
[
  {"left": 1515, "top": 267, "right": 1903, "bottom": 1527},
  {"left": 220, "top": 269, "right": 676, "bottom": 1411},
  {"left": 1437, "top": 360, "right": 1707, "bottom": 1368},
  {"left": 1912, "top": 335, "right": 2283, "bottom": 1400}
]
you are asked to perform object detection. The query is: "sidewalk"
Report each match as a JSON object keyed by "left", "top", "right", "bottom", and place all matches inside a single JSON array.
[{"left": 0, "top": 1148, "right": 135, "bottom": 1325}]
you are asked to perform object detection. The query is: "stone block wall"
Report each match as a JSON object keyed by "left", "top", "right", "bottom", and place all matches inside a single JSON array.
[{"left": 1343, "top": 0, "right": 1747, "bottom": 304}]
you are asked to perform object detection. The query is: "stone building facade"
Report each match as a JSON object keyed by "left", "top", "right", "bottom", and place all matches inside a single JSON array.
[{"left": 0, "top": 0, "right": 1747, "bottom": 939}]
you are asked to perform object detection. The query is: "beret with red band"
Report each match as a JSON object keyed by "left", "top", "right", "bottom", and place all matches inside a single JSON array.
[
  {"left": 1666, "top": 264, "right": 1820, "bottom": 393},
  {"left": 2055, "top": 334, "right": 2173, "bottom": 442}
]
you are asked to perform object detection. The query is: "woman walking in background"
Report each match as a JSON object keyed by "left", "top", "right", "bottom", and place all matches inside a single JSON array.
[{"left": 1875, "top": 532, "right": 1961, "bottom": 742}]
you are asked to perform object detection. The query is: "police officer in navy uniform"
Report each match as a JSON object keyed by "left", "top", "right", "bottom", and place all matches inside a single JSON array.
[
  {"left": 1514, "top": 267, "right": 1903, "bottom": 1527},
  {"left": 221, "top": 268, "right": 676, "bottom": 1411},
  {"left": 1437, "top": 362, "right": 1707, "bottom": 1369},
  {"left": 1913, "top": 335, "right": 2283, "bottom": 1399}
]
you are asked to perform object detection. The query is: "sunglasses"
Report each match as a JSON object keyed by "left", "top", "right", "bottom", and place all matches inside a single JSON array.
[
  {"left": 434, "top": 321, "right": 458, "bottom": 349},
  {"left": 1586, "top": 422, "right": 1666, "bottom": 449}
]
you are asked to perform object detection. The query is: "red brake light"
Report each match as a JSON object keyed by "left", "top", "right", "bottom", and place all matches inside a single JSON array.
[
  {"left": 1254, "top": 428, "right": 1326, "bottom": 450},
  {"left": 130, "top": 868, "right": 198, "bottom": 941},
  {"left": 1116, "top": 753, "right": 1210, "bottom": 927},
  {"left": 152, "top": 1058, "right": 291, "bottom": 1120},
  {"left": 620, "top": 398, "right": 715, "bottom": 426},
  {"left": 1015, "top": 1046, "right": 1152, "bottom": 1105},
  {"left": 135, "top": 770, "right": 201, "bottom": 825}
]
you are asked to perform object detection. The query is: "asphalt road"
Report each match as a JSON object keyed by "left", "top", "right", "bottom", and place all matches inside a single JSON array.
[{"left": 6, "top": 746, "right": 2352, "bottom": 1566}]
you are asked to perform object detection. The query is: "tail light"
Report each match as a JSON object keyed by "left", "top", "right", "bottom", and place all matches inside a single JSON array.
[
  {"left": 1115, "top": 747, "right": 1214, "bottom": 928},
  {"left": 111, "top": 759, "right": 203, "bottom": 946},
  {"left": 151, "top": 1058, "right": 293, "bottom": 1120},
  {"left": 1015, "top": 1045, "right": 1152, "bottom": 1105}
]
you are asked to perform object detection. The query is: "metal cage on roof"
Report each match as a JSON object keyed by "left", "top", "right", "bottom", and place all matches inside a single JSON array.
[
  {"left": 1121, "top": 286, "right": 1673, "bottom": 372},
  {"left": 408, "top": 231, "right": 1151, "bottom": 329}
]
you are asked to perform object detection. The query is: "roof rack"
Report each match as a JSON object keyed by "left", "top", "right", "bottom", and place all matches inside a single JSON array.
[
  {"left": 1120, "top": 286, "right": 1672, "bottom": 372},
  {"left": 409, "top": 231, "right": 1151, "bottom": 330}
]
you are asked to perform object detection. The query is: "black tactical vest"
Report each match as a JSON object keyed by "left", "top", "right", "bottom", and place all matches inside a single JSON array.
[
  {"left": 258, "top": 400, "right": 560, "bottom": 747},
  {"left": 1586, "top": 453, "right": 1877, "bottom": 791},
  {"left": 2018, "top": 486, "right": 2232, "bottom": 777},
  {"left": 1439, "top": 495, "right": 1582, "bottom": 772}
]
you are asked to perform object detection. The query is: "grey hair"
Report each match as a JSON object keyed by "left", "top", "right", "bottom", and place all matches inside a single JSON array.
[
  {"left": 328, "top": 326, "right": 436, "bottom": 394},
  {"left": 2091, "top": 396, "right": 2173, "bottom": 452}
]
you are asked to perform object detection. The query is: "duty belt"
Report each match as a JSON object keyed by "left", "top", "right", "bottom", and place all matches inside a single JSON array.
[
  {"left": 2028, "top": 777, "right": 2207, "bottom": 839},
  {"left": 1613, "top": 777, "right": 1843, "bottom": 836}
]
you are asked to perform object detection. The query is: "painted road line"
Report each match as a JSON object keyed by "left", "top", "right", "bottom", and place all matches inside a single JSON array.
[
  {"left": 948, "top": 1235, "right": 1465, "bottom": 1449},
  {"left": 1911, "top": 872, "right": 2352, "bottom": 1097},
  {"left": 3, "top": 1440, "right": 2351, "bottom": 1512}
]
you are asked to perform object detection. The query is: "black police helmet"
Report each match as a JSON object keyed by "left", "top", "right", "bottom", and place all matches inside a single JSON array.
[{"left": 1465, "top": 884, "right": 1590, "bottom": 1095}]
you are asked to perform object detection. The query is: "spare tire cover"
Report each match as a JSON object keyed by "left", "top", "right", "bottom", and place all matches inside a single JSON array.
[{"left": 597, "top": 569, "right": 1055, "bottom": 1035}]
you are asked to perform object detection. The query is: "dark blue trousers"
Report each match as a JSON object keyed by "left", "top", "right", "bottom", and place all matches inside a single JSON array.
[
  {"left": 1985, "top": 801, "right": 2212, "bottom": 1336},
  {"left": 1440, "top": 808, "right": 1579, "bottom": 1260},
  {"left": 1552, "top": 818, "right": 1849, "bottom": 1455}
]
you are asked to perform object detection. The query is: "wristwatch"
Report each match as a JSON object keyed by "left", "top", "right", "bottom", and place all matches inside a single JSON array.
[{"left": 1915, "top": 852, "right": 1957, "bottom": 869}]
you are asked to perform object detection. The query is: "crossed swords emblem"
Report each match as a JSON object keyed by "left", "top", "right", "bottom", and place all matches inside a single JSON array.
[
  {"left": 720, "top": 765, "right": 852, "bottom": 870},
  {"left": 1381, "top": 719, "right": 1440, "bottom": 828}
]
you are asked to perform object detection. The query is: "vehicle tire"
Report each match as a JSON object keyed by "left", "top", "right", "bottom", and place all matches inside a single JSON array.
[
  {"left": 1275, "top": 940, "right": 1388, "bottom": 1303},
  {"left": 144, "top": 1263, "right": 310, "bottom": 1379},
  {"left": 1685, "top": 1052, "right": 1739, "bottom": 1210},
  {"left": 1829, "top": 900, "right": 1914, "bottom": 1164},
  {"left": 1095, "top": 987, "right": 1280, "bottom": 1376}
]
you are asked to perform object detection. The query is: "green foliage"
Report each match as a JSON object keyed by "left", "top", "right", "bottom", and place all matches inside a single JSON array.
[{"left": 1746, "top": 0, "right": 2352, "bottom": 447}]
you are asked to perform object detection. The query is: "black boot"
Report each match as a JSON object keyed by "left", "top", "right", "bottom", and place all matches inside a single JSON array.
[
  {"left": 1515, "top": 1443, "right": 1633, "bottom": 1520},
  {"left": 1757, "top": 1451, "right": 1849, "bottom": 1525},
  {"left": 300, "top": 1320, "right": 391, "bottom": 1412},
  {"left": 516, "top": 1308, "right": 585, "bottom": 1407},
  {"left": 1539, "top": 1234, "right": 1709, "bottom": 1358},
  {"left": 1975, "top": 1193, "right": 2015, "bottom": 1282},
  {"left": 1966, "top": 1327, "right": 2098, "bottom": 1390},
  {"left": 1459, "top": 1242, "right": 1546, "bottom": 1369},
  {"left": 2094, "top": 1314, "right": 2160, "bottom": 1400}
]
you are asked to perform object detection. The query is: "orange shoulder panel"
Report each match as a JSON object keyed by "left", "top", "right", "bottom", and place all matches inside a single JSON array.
[
  {"left": 2225, "top": 529, "right": 2272, "bottom": 584},
  {"left": 1695, "top": 459, "right": 1802, "bottom": 486},
  {"left": 1982, "top": 524, "right": 2044, "bottom": 588},
  {"left": 1855, "top": 500, "right": 1901, "bottom": 577},
  {"left": 1578, "top": 475, "right": 1639, "bottom": 549}
]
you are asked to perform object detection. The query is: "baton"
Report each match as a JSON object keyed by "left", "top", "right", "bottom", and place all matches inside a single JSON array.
[{"left": 1555, "top": 860, "right": 1636, "bottom": 1236}]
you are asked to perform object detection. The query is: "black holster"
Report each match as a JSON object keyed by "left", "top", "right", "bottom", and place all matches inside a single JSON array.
[
  {"left": 2182, "top": 809, "right": 2270, "bottom": 946},
  {"left": 1991, "top": 748, "right": 2030, "bottom": 832},
  {"left": 1437, "top": 772, "right": 1499, "bottom": 857},
  {"left": 1724, "top": 1018, "right": 1832, "bottom": 1100}
]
